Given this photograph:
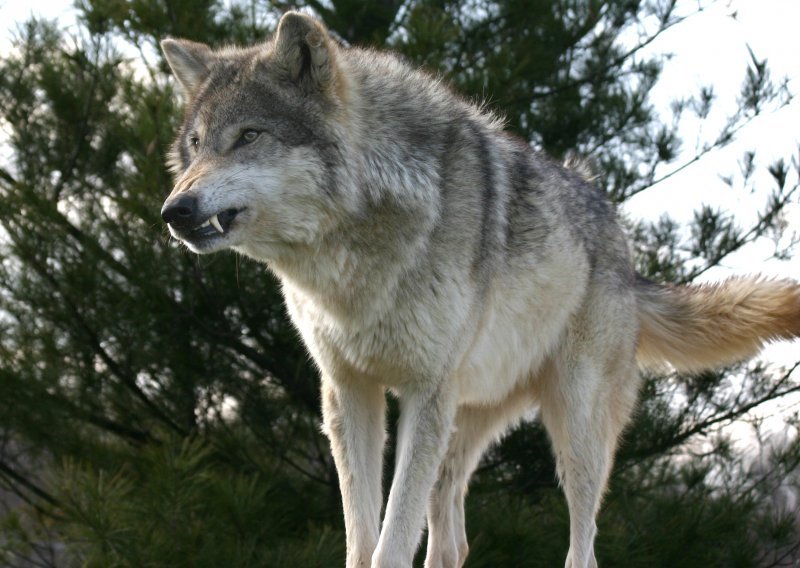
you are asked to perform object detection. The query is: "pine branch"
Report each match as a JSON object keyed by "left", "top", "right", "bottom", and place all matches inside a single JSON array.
[
  {"left": 620, "top": 362, "right": 800, "bottom": 467},
  {"left": 0, "top": 459, "right": 60, "bottom": 511}
]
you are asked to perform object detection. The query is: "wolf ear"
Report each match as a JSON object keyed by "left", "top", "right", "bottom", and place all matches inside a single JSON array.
[
  {"left": 161, "top": 38, "right": 213, "bottom": 94},
  {"left": 272, "top": 12, "right": 338, "bottom": 93}
]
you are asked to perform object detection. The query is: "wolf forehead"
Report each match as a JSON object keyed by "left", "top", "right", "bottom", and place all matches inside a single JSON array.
[
  {"left": 168, "top": 46, "right": 326, "bottom": 169},
  {"left": 177, "top": 54, "right": 316, "bottom": 136}
]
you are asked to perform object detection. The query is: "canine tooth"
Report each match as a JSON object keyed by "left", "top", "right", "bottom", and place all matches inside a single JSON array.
[{"left": 209, "top": 214, "right": 224, "bottom": 233}]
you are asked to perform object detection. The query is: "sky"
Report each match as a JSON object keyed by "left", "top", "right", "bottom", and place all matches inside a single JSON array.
[
  {"left": 1, "top": 0, "right": 76, "bottom": 51},
  {"left": 626, "top": 0, "right": 800, "bottom": 257},
  {"left": 1, "top": 0, "right": 800, "bottom": 440},
  {"left": 622, "top": 2, "right": 800, "bottom": 416}
]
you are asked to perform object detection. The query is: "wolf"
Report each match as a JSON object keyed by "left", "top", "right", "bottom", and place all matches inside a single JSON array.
[{"left": 159, "top": 11, "right": 800, "bottom": 568}]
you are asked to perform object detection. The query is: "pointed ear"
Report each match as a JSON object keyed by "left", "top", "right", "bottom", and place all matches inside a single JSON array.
[
  {"left": 272, "top": 12, "right": 338, "bottom": 93},
  {"left": 161, "top": 38, "right": 213, "bottom": 94}
]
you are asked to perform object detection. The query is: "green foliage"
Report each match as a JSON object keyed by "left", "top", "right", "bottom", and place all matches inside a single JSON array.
[
  {"left": 0, "top": 1, "right": 798, "bottom": 566},
  {"left": 49, "top": 439, "right": 344, "bottom": 567}
]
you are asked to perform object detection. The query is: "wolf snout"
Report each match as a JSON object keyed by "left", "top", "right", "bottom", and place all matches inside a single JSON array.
[
  {"left": 161, "top": 192, "right": 243, "bottom": 242},
  {"left": 161, "top": 193, "right": 198, "bottom": 229}
]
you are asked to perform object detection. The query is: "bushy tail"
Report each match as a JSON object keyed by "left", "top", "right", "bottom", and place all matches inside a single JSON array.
[{"left": 635, "top": 275, "right": 800, "bottom": 372}]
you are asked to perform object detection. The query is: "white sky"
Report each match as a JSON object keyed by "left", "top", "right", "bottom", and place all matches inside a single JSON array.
[
  {"left": 621, "top": 2, "right": 800, "bottom": 422},
  {"left": 0, "top": 1, "right": 77, "bottom": 51},
  {"left": 626, "top": 0, "right": 800, "bottom": 251},
  {"left": 1, "top": 0, "right": 799, "bottom": 440}
]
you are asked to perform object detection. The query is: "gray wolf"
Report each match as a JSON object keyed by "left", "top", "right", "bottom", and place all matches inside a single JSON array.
[{"left": 159, "top": 12, "right": 800, "bottom": 568}]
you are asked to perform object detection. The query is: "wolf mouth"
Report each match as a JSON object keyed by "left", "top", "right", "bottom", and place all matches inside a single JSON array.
[{"left": 180, "top": 208, "right": 242, "bottom": 242}]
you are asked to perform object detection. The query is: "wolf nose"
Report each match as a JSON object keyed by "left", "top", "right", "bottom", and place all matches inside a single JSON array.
[{"left": 161, "top": 194, "right": 198, "bottom": 228}]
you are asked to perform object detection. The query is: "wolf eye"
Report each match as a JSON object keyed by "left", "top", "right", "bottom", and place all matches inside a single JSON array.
[
  {"left": 189, "top": 136, "right": 200, "bottom": 150},
  {"left": 234, "top": 129, "right": 260, "bottom": 148}
]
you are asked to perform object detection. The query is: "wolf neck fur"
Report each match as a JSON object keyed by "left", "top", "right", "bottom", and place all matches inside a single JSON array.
[
  {"left": 271, "top": 201, "right": 437, "bottom": 324},
  {"left": 269, "top": 51, "right": 491, "bottom": 323},
  {"left": 271, "top": 149, "right": 440, "bottom": 322}
]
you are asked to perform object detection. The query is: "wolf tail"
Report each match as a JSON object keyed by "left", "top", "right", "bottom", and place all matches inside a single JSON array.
[{"left": 635, "top": 275, "right": 800, "bottom": 372}]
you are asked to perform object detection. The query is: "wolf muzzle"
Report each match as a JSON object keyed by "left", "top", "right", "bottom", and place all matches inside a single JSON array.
[
  {"left": 162, "top": 193, "right": 241, "bottom": 242},
  {"left": 161, "top": 193, "right": 199, "bottom": 229}
]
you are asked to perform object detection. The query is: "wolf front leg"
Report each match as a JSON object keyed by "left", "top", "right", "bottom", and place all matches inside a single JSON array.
[
  {"left": 372, "top": 383, "right": 458, "bottom": 568},
  {"left": 321, "top": 376, "right": 386, "bottom": 568}
]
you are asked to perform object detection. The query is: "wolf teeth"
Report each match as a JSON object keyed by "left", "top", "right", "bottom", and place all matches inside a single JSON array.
[
  {"left": 193, "top": 215, "right": 224, "bottom": 234},
  {"left": 209, "top": 214, "right": 224, "bottom": 233}
]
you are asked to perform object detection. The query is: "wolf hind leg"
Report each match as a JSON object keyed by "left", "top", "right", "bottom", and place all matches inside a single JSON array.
[
  {"left": 425, "top": 381, "right": 537, "bottom": 568},
  {"left": 539, "top": 337, "right": 639, "bottom": 568}
]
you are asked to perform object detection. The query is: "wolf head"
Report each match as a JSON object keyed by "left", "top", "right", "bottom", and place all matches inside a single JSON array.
[{"left": 160, "top": 12, "right": 355, "bottom": 260}]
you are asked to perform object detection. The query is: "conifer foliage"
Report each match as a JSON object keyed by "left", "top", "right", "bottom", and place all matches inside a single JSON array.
[{"left": 0, "top": 1, "right": 798, "bottom": 565}]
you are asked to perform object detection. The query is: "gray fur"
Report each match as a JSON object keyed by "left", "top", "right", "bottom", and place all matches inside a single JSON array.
[{"left": 160, "top": 12, "right": 799, "bottom": 568}]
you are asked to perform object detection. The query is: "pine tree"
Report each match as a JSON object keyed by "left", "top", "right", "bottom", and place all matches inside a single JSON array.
[{"left": 1, "top": 1, "right": 798, "bottom": 566}]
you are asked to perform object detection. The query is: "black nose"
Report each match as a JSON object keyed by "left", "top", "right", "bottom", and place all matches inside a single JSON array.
[{"left": 161, "top": 194, "right": 198, "bottom": 229}]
